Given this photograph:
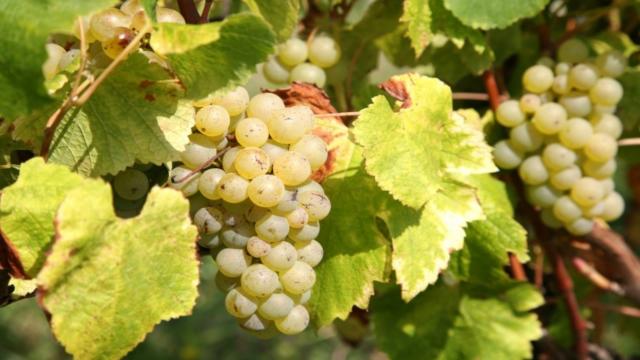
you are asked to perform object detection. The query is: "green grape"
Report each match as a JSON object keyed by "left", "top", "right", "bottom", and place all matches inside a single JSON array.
[
  {"left": 496, "top": 100, "right": 526, "bottom": 127},
  {"left": 248, "top": 175, "right": 285, "bottom": 208},
  {"left": 275, "top": 305, "right": 309, "bottom": 335},
  {"left": 216, "top": 248, "right": 251, "bottom": 278},
  {"left": 582, "top": 201, "right": 605, "bottom": 218},
  {"left": 225, "top": 288, "right": 258, "bottom": 318},
  {"left": 308, "top": 36, "right": 341, "bottom": 68},
  {"left": 196, "top": 105, "right": 230, "bottom": 137},
  {"left": 600, "top": 178, "right": 615, "bottom": 194},
  {"left": 551, "top": 74, "right": 571, "bottom": 95},
  {"left": 557, "top": 39, "right": 589, "bottom": 64},
  {"left": 289, "top": 222, "right": 320, "bottom": 242},
  {"left": 261, "top": 241, "right": 297, "bottom": 271},
  {"left": 569, "top": 63, "right": 598, "bottom": 90},
  {"left": 198, "top": 168, "right": 225, "bottom": 200},
  {"left": 193, "top": 206, "right": 224, "bottom": 234},
  {"left": 89, "top": 8, "right": 131, "bottom": 42},
  {"left": 59, "top": 49, "right": 81, "bottom": 70},
  {"left": 295, "top": 239, "right": 323, "bottom": 267},
  {"left": 540, "top": 208, "right": 563, "bottom": 229},
  {"left": 130, "top": 10, "right": 150, "bottom": 33},
  {"left": 532, "top": 102, "right": 567, "bottom": 135},
  {"left": 113, "top": 168, "right": 149, "bottom": 200},
  {"left": 169, "top": 166, "right": 200, "bottom": 197},
  {"left": 180, "top": 133, "right": 217, "bottom": 169},
  {"left": 589, "top": 77, "right": 623, "bottom": 106},
  {"left": 238, "top": 314, "right": 272, "bottom": 332},
  {"left": 595, "top": 51, "right": 627, "bottom": 78},
  {"left": 280, "top": 261, "right": 315, "bottom": 295},
  {"left": 565, "top": 217, "right": 594, "bottom": 235},
  {"left": 570, "top": 177, "right": 604, "bottom": 207},
  {"left": 209, "top": 86, "right": 250, "bottom": 116},
  {"left": 519, "top": 156, "right": 549, "bottom": 185},
  {"left": 217, "top": 173, "right": 249, "bottom": 203},
  {"left": 298, "top": 190, "right": 331, "bottom": 222},
  {"left": 261, "top": 140, "right": 289, "bottom": 163},
  {"left": 526, "top": 184, "right": 561, "bottom": 208},
  {"left": 120, "top": 0, "right": 143, "bottom": 15},
  {"left": 221, "top": 220, "right": 254, "bottom": 248},
  {"left": 247, "top": 236, "right": 271, "bottom": 258},
  {"left": 582, "top": 158, "right": 616, "bottom": 179},
  {"left": 241, "top": 264, "right": 280, "bottom": 298},
  {"left": 590, "top": 113, "right": 622, "bottom": 139},
  {"left": 592, "top": 104, "right": 617, "bottom": 115},
  {"left": 519, "top": 94, "right": 542, "bottom": 114},
  {"left": 537, "top": 56, "right": 555, "bottom": 68},
  {"left": 555, "top": 62, "right": 571, "bottom": 75},
  {"left": 290, "top": 135, "right": 328, "bottom": 170},
  {"left": 234, "top": 117, "right": 269, "bottom": 148},
  {"left": 285, "top": 207, "right": 309, "bottom": 229},
  {"left": 234, "top": 147, "right": 271, "bottom": 180},
  {"left": 584, "top": 133, "right": 618, "bottom": 162},
  {"left": 269, "top": 106, "right": 315, "bottom": 144},
  {"left": 197, "top": 233, "right": 220, "bottom": 249},
  {"left": 263, "top": 56, "right": 291, "bottom": 84},
  {"left": 222, "top": 147, "right": 241, "bottom": 172},
  {"left": 559, "top": 93, "right": 592, "bottom": 118},
  {"left": 559, "top": 118, "right": 593, "bottom": 149},
  {"left": 550, "top": 165, "right": 582, "bottom": 191},
  {"left": 290, "top": 63, "right": 326, "bottom": 87},
  {"left": 259, "top": 293, "right": 295, "bottom": 320},
  {"left": 102, "top": 27, "right": 137, "bottom": 59},
  {"left": 42, "top": 43, "right": 65, "bottom": 80},
  {"left": 255, "top": 213, "right": 290, "bottom": 243},
  {"left": 245, "top": 205, "right": 269, "bottom": 223},
  {"left": 273, "top": 189, "right": 299, "bottom": 214},
  {"left": 247, "top": 93, "right": 285, "bottom": 121},
  {"left": 156, "top": 7, "right": 186, "bottom": 24},
  {"left": 601, "top": 192, "right": 624, "bottom": 221},
  {"left": 522, "top": 65, "right": 554, "bottom": 93},
  {"left": 277, "top": 38, "right": 308, "bottom": 67},
  {"left": 296, "top": 180, "right": 324, "bottom": 194},
  {"left": 553, "top": 196, "right": 582, "bottom": 223},
  {"left": 542, "top": 143, "right": 577, "bottom": 171},
  {"left": 509, "top": 123, "right": 544, "bottom": 153},
  {"left": 73, "top": 16, "right": 95, "bottom": 42},
  {"left": 273, "top": 151, "right": 312, "bottom": 186}
]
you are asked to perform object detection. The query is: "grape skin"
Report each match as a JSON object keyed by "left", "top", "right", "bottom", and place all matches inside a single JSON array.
[
  {"left": 557, "top": 39, "right": 589, "bottom": 64},
  {"left": 522, "top": 65, "right": 554, "bottom": 93},
  {"left": 308, "top": 36, "right": 341, "bottom": 68},
  {"left": 519, "top": 156, "right": 549, "bottom": 185},
  {"left": 584, "top": 133, "right": 618, "bottom": 162},
  {"left": 113, "top": 168, "right": 149, "bottom": 201},
  {"left": 496, "top": 100, "right": 525, "bottom": 127},
  {"left": 290, "top": 63, "right": 327, "bottom": 88},
  {"left": 277, "top": 38, "right": 308, "bottom": 67},
  {"left": 509, "top": 123, "right": 544, "bottom": 153},
  {"left": 532, "top": 103, "right": 567, "bottom": 135}
]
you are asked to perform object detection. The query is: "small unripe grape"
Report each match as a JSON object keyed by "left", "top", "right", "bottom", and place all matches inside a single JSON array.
[
  {"left": 196, "top": 105, "right": 230, "bottom": 137},
  {"left": 193, "top": 206, "right": 224, "bottom": 234},
  {"left": 555, "top": 62, "right": 571, "bottom": 75},
  {"left": 523, "top": 65, "right": 554, "bottom": 93},
  {"left": 590, "top": 113, "right": 622, "bottom": 139},
  {"left": 263, "top": 56, "right": 291, "bottom": 83},
  {"left": 532, "top": 102, "right": 567, "bottom": 135},
  {"left": 569, "top": 63, "right": 598, "bottom": 90},
  {"left": 589, "top": 77, "right": 623, "bottom": 106},
  {"left": 519, "top": 94, "right": 542, "bottom": 114},
  {"left": 180, "top": 133, "right": 217, "bottom": 169},
  {"left": 557, "top": 39, "right": 589, "bottom": 64},
  {"left": 42, "top": 43, "right": 65, "bottom": 80},
  {"left": 89, "top": 8, "right": 131, "bottom": 42},
  {"left": 255, "top": 213, "right": 290, "bottom": 242},
  {"left": 601, "top": 192, "right": 625, "bottom": 221},
  {"left": 275, "top": 305, "right": 309, "bottom": 335},
  {"left": 247, "top": 93, "right": 286, "bottom": 121},
  {"left": 298, "top": 190, "right": 331, "bottom": 221},
  {"left": 584, "top": 133, "right": 618, "bottom": 162},
  {"left": 217, "top": 173, "right": 249, "bottom": 203},
  {"left": 509, "top": 123, "right": 544, "bottom": 153},
  {"left": 211, "top": 86, "right": 250, "bottom": 116},
  {"left": 295, "top": 239, "right": 324, "bottom": 267},
  {"left": 234, "top": 147, "right": 271, "bottom": 180},
  {"left": 261, "top": 241, "right": 297, "bottom": 271},
  {"left": 496, "top": 100, "right": 525, "bottom": 127},
  {"left": 550, "top": 165, "right": 581, "bottom": 191},
  {"left": 540, "top": 208, "right": 563, "bottom": 229},
  {"left": 280, "top": 261, "right": 316, "bottom": 294},
  {"left": 241, "top": 264, "right": 280, "bottom": 298},
  {"left": 259, "top": 293, "right": 294, "bottom": 320},
  {"left": 247, "top": 236, "right": 271, "bottom": 258},
  {"left": 156, "top": 7, "right": 186, "bottom": 24},
  {"left": 519, "top": 156, "right": 549, "bottom": 185},
  {"left": 559, "top": 92, "right": 591, "bottom": 118},
  {"left": 526, "top": 184, "right": 562, "bottom": 208},
  {"left": 290, "top": 135, "right": 328, "bottom": 170},
  {"left": 551, "top": 74, "right": 571, "bottom": 95},
  {"left": 247, "top": 175, "right": 285, "bottom": 208},
  {"left": 277, "top": 38, "right": 308, "bottom": 67},
  {"left": 308, "top": 36, "right": 341, "bottom": 68},
  {"left": 542, "top": 143, "right": 577, "bottom": 171},
  {"left": 113, "top": 168, "right": 149, "bottom": 201},
  {"left": 169, "top": 166, "right": 200, "bottom": 197},
  {"left": 553, "top": 196, "right": 582, "bottom": 223},
  {"left": 290, "top": 63, "right": 326, "bottom": 87},
  {"left": 582, "top": 158, "right": 616, "bottom": 179},
  {"left": 273, "top": 151, "right": 312, "bottom": 186},
  {"left": 559, "top": 118, "right": 592, "bottom": 149},
  {"left": 216, "top": 248, "right": 251, "bottom": 278},
  {"left": 289, "top": 222, "right": 320, "bottom": 242},
  {"left": 570, "top": 177, "right": 604, "bottom": 207},
  {"left": 565, "top": 217, "right": 594, "bottom": 235},
  {"left": 198, "top": 168, "right": 225, "bottom": 200},
  {"left": 225, "top": 288, "right": 258, "bottom": 318},
  {"left": 595, "top": 51, "right": 627, "bottom": 78}
]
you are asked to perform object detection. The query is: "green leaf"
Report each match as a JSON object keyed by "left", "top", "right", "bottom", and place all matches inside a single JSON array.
[
  {"left": 0, "top": 158, "right": 85, "bottom": 278},
  {"left": 150, "top": 14, "right": 276, "bottom": 100},
  {"left": 0, "top": 0, "right": 118, "bottom": 120},
  {"left": 371, "top": 283, "right": 543, "bottom": 360},
  {"left": 38, "top": 183, "right": 198, "bottom": 360},
  {"left": 308, "top": 120, "right": 390, "bottom": 325},
  {"left": 8, "top": 277, "right": 37, "bottom": 297},
  {"left": 47, "top": 54, "right": 195, "bottom": 176},
  {"left": 353, "top": 73, "right": 496, "bottom": 209},
  {"left": 443, "top": 0, "right": 550, "bottom": 30},
  {"left": 618, "top": 69, "right": 640, "bottom": 130},
  {"left": 243, "top": 0, "right": 300, "bottom": 42}
]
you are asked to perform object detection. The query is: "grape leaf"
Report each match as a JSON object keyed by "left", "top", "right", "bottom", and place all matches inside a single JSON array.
[
  {"left": 618, "top": 70, "right": 640, "bottom": 130},
  {"left": 46, "top": 53, "right": 195, "bottom": 176},
  {"left": 150, "top": 14, "right": 276, "bottom": 101},
  {"left": 443, "top": 0, "right": 550, "bottom": 30},
  {"left": 0, "top": 0, "right": 118, "bottom": 120},
  {"left": 38, "top": 183, "right": 198, "bottom": 360},
  {"left": 372, "top": 283, "right": 543, "bottom": 360},
  {"left": 308, "top": 119, "right": 390, "bottom": 325},
  {"left": 243, "top": 0, "right": 300, "bottom": 42},
  {"left": 353, "top": 73, "right": 496, "bottom": 209},
  {"left": 9, "top": 277, "right": 37, "bottom": 297},
  {"left": 0, "top": 158, "right": 85, "bottom": 278}
]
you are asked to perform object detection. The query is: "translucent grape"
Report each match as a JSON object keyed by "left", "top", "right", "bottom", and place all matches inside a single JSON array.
[
  {"left": 298, "top": 190, "right": 331, "bottom": 221},
  {"left": 550, "top": 165, "right": 582, "bottom": 191},
  {"left": 280, "top": 261, "right": 316, "bottom": 295},
  {"left": 169, "top": 166, "right": 200, "bottom": 197},
  {"left": 120, "top": 0, "right": 143, "bottom": 15},
  {"left": 89, "top": 8, "right": 131, "bottom": 42},
  {"left": 557, "top": 39, "right": 589, "bottom": 63},
  {"left": 582, "top": 158, "right": 616, "bottom": 179},
  {"left": 217, "top": 173, "right": 249, "bottom": 203},
  {"left": 277, "top": 38, "right": 308, "bottom": 67},
  {"left": 247, "top": 175, "right": 285, "bottom": 208},
  {"left": 584, "top": 133, "right": 618, "bottom": 162},
  {"left": 582, "top": 202, "right": 605, "bottom": 218},
  {"left": 42, "top": 44, "right": 65, "bottom": 80},
  {"left": 285, "top": 207, "right": 309, "bottom": 229},
  {"left": 553, "top": 196, "right": 582, "bottom": 223},
  {"left": 194, "top": 206, "right": 224, "bottom": 234},
  {"left": 238, "top": 314, "right": 272, "bottom": 332},
  {"left": 198, "top": 168, "right": 225, "bottom": 200},
  {"left": 234, "top": 147, "right": 271, "bottom": 180},
  {"left": 308, "top": 36, "right": 341, "bottom": 68},
  {"left": 558, "top": 118, "right": 593, "bottom": 149},
  {"left": 247, "top": 236, "right": 271, "bottom": 258},
  {"left": 532, "top": 102, "right": 567, "bottom": 135},
  {"left": 595, "top": 51, "right": 627, "bottom": 78},
  {"left": 273, "top": 151, "right": 312, "bottom": 186},
  {"left": 569, "top": 63, "right": 598, "bottom": 90},
  {"left": 102, "top": 27, "right": 137, "bottom": 59},
  {"left": 296, "top": 180, "right": 325, "bottom": 194},
  {"left": 601, "top": 192, "right": 625, "bottom": 221},
  {"left": 551, "top": 74, "right": 571, "bottom": 95},
  {"left": 130, "top": 10, "right": 150, "bottom": 33},
  {"left": 509, "top": 123, "right": 544, "bottom": 153},
  {"left": 519, "top": 156, "right": 549, "bottom": 185},
  {"left": 273, "top": 189, "right": 299, "bottom": 214},
  {"left": 559, "top": 93, "right": 592, "bottom": 118},
  {"left": 263, "top": 56, "right": 291, "bottom": 83},
  {"left": 216, "top": 248, "right": 251, "bottom": 277},
  {"left": 495, "top": 100, "right": 525, "bottom": 128},
  {"left": 570, "top": 177, "right": 604, "bottom": 207},
  {"left": 542, "top": 143, "right": 576, "bottom": 171},
  {"left": 196, "top": 105, "right": 230, "bottom": 137},
  {"left": 225, "top": 288, "right": 258, "bottom": 318},
  {"left": 221, "top": 221, "right": 254, "bottom": 248},
  {"left": 113, "top": 168, "right": 149, "bottom": 201},
  {"left": 526, "top": 184, "right": 561, "bottom": 208},
  {"left": 290, "top": 63, "right": 326, "bottom": 87},
  {"left": 589, "top": 77, "right": 623, "bottom": 106},
  {"left": 259, "top": 293, "right": 295, "bottom": 320},
  {"left": 222, "top": 147, "right": 241, "bottom": 172},
  {"left": 247, "top": 93, "right": 285, "bottom": 121},
  {"left": 275, "top": 305, "right": 309, "bottom": 335},
  {"left": 540, "top": 208, "right": 563, "bottom": 229},
  {"left": 289, "top": 222, "right": 320, "bottom": 242},
  {"left": 241, "top": 264, "right": 280, "bottom": 298},
  {"left": 555, "top": 62, "right": 571, "bottom": 75},
  {"left": 565, "top": 217, "right": 594, "bottom": 235},
  {"left": 519, "top": 94, "right": 542, "bottom": 114},
  {"left": 180, "top": 133, "right": 217, "bottom": 169},
  {"left": 590, "top": 113, "right": 622, "bottom": 139},
  {"left": 269, "top": 106, "right": 315, "bottom": 144},
  {"left": 522, "top": 65, "right": 554, "bottom": 93},
  {"left": 156, "top": 7, "right": 186, "bottom": 24},
  {"left": 234, "top": 117, "right": 269, "bottom": 148},
  {"left": 261, "top": 241, "right": 297, "bottom": 271},
  {"left": 210, "top": 86, "right": 250, "bottom": 116},
  {"left": 295, "top": 239, "right": 323, "bottom": 267},
  {"left": 290, "top": 135, "right": 328, "bottom": 170},
  {"left": 255, "top": 213, "right": 290, "bottom": 242}
]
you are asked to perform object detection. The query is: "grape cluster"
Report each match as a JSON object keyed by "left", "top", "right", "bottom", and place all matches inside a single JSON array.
[
  {"left": 493, "top": 39, "right": 626, "bottom": 235},
  {"left": 169, "top": 86, "right": 330, "bottom": 336},
  {"left": 262, "top": 36, "right": 341, "bottom": 88}
]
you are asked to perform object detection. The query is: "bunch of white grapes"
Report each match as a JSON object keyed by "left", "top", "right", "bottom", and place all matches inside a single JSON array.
[
  {"left": 261, "top": 35, "right": 341, "bottom": 88},
  {"left": 493, "top": 39, "right": 626, "bottom": 235},
  {"left": 168, "top": 86, "right": 331, "bottom": 336}
]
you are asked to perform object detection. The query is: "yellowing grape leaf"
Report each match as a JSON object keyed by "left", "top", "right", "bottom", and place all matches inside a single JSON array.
[
  {"left": 353, "top": 73, "right": 496, "bottom": 209},
  {"left": 243, "top": 0, "right": 300, "bottom": 42},
  {"left": 443, "top": 0, "right": 550, "bottom": 30},
  {"left": 150, "top": 14, "right": 276, "bottom": 101},
  {"left": 0, "top": 158, "right": 85, "bottom": 278},
  {"left": 38, "top": 183, "right": 198, "bottom": 360}
]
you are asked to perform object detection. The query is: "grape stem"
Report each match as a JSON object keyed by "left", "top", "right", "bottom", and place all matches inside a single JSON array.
[
  {"left": 571, "top": 257, "right": 624, "bottom": 295},
  {"left": 175, "top": 147, "right": 230, "bottom": 184},
  {"left": 315, "top": 111, "right": 360, "bottom": 118},
  {"left": 200, "top": 0, "right": 215, "bottom": 23},
  {"left": 618, "top": 138, "right": 640, "bottom": 146},
  {"left": 177, "top": 0, "right": 201, "bottom": 24}
]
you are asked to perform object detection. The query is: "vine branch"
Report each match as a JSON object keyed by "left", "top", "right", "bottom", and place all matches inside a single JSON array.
[
  {"left": 200, "top": 0, "right": 215, "bottom": 23},
  {"left": 177, "top": 0, "right": 201, "bottom": 24}
]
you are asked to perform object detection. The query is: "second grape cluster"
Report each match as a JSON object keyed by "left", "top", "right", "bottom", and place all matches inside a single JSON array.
[{"left": 493, "top": 39, "right": 626, "bottom": 235}]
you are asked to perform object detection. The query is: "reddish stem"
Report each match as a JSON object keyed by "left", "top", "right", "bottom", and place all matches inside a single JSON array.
[
  {"left": 482, "top": 70, "right": 502, "bottom": 111},
  {"left": 200, "top": 0, "right": 214, "bottom": 23},
  {"left": 509, "top": 253, "right": 528, "bottom": 281},
  {"left": 177, "top": 0, "right": 201, "bottom": 24}
]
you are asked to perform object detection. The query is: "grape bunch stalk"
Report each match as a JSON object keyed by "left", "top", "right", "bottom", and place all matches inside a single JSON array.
[
  {"left": 262, "top": 35, "right": 341, "bottom": 88},
  {"left": 164, "top": 86, "right": 331, "bottom": 336},
  {"left": 493, "top": 39, "right": 626, "bottom": 235}
]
